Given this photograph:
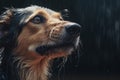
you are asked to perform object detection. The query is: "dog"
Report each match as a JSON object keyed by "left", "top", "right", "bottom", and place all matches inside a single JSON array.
[{"left": 0, "top": 5, "right": 81, "bottom": 80}]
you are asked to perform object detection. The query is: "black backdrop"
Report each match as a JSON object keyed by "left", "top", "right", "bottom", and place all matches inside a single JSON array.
[{"left": 0, "top": 0, "right": 120, "bottom": 79}]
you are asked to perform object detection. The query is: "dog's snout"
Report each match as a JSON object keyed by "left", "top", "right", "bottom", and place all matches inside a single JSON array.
[{"left": 65, "top": 23, "right": 81, "bottom": 35}]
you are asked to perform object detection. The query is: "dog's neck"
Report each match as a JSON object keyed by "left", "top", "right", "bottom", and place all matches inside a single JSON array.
[
  {"left": 8, "top": 54, "right": 50, "bottom": 80},
  {"left": 9, "top": 46, "right": 51, "bottom": 80},
  {"left": 14, "top": 56, "right": 50, "bottom": 80}
]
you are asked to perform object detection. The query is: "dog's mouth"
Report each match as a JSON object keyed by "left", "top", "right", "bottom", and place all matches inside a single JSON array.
[{"left": 35, "top": 41, "right": 75, "bottom": 55}]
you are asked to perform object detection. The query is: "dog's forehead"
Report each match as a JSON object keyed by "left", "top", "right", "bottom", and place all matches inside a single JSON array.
[
  {"left": 13, "top": 5, "right": 58, "bottom": 26},
  {"left": 17, "top": 5, "right": 56, "bottom": 15}
]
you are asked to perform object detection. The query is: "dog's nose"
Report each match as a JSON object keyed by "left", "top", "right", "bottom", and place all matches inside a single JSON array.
[{"left": 65, "top": 23, "right": 81, "bottom": 35}]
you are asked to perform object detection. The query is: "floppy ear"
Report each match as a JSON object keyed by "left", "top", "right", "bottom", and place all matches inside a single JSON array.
[
  {"left": 0, "top": 9, "right": 13, "bottom": 36},
  {"left": 0, "top": 9, "right": 13, "bottom": 24},
  {"left": 0, "top": 9, "right": 13, "bottom": 30},
  {"left": 0, "top": 9, "right": 13, "bottom": 39}
]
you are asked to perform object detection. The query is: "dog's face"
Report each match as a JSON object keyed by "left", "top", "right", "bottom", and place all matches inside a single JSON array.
[{"left": 0, "top": 6, "right": 81, "bottom": 60}]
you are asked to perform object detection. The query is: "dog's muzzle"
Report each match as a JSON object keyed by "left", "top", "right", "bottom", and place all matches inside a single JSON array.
[
  {"left": 49, "top": 22, "right": 81, "bottom": 43},
  {"left": 36, "top": 22, "right": 81, "bottom": 55}
]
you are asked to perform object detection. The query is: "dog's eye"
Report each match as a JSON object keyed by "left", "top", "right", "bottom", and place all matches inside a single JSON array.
[{"left": 31, "top": 15, "right": 45, "bottom": 24}]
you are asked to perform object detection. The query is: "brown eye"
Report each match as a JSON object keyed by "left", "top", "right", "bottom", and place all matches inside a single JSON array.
[{"left": 31, "top": 15, "right": 45, "bottom": 24}]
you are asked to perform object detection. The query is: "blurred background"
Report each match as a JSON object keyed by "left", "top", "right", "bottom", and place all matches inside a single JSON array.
[{"left": 0, "top": 0, "right": 120, "bottom": 80}]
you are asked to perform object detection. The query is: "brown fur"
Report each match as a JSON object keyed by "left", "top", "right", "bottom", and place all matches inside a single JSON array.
[
  {"left": 0, "top": 6, "right": 80, "bottom": 80},
  {"left": 13, "top": 10, "right": 69, "bottom": 80}
]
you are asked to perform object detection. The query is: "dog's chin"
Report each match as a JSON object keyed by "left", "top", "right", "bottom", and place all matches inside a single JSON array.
[
  {"left": 28, "top": 36, "right": 80, "bottom": 56},
  {"left": 35, "top": 42, "right": 75, "bottom": 55}
]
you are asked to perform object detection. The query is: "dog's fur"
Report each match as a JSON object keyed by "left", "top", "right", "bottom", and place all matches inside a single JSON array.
[{"left": 0, "top": 5, "right": 80, "bottom": 80}]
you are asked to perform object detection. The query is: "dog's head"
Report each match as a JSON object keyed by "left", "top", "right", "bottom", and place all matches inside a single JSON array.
[{"left": 0, "top": 5, "right": 81, "bottom": 60}]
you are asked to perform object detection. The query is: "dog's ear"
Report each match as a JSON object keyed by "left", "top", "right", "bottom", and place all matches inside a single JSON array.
[
  {"left": 0, "top": 9, "right": 13, "bottom": 39},
  {"left": 0, "top": 9, "right": 13, "bottom": 25},
  {"left": 0, "top": 9, "right": 13, "bottom": 29},
  {"left": 60, "top": 9, "right": 70, "bottom": 20}
]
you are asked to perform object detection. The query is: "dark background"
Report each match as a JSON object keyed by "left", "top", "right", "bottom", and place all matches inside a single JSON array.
[{"left": 0, "top": 0, "right": 120, "bottom": 80}]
